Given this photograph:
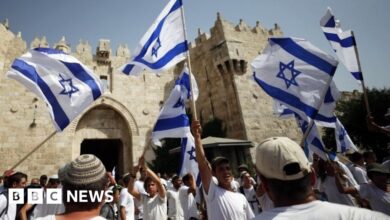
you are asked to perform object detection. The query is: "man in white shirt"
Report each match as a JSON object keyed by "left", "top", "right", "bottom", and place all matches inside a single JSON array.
[
  {"left": 0, "top": 172, "right": 27, "bottom": 220},
  {"left": 167, "top": 175, "right": 184, "bottom": 220},
  {"left": 192, "top": 121, "right": 254, "bottom": 220},
  {"left": 253, "top": 137, "right": 388, "bottom": 220},
  {"left": 348, "top": 152, "right": 369, "bottom": 184},
  {"left": 179, "top": 173, "right": 199, "bottom": 220},
  {"left": 335, "top": 162, "right": 390, "bottom": 215},
  {"left": 121, "top": 174, "right": 135, "bottom": 220}
]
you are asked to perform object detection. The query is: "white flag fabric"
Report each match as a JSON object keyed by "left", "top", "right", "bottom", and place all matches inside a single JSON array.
[
  {"left": 294, "top": 113, "right": 337, "bottom": 161},
  {"left": 335, "top": 118, "right": 358, "bottom": 153},
  {"left": 7, "top": 48, "right": 104, "bottom": 131},
  {"left": 151, "top": 67, "right": 198, "bottom": 143},
  {"left": 121, "top": 0, "right": 188, "bottom": 76},
  {"left": 179, "top": 133, "right": 199, "bottom": 184},
  {"left": 320, "top": 7, "right": 363, "bottom": 82},
  {"left": 252, "top": 37, "right": 338, "bottom": 124}
]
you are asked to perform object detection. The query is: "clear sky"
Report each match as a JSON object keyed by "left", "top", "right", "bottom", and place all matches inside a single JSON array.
[{"left": 1, "top": 0, "right": 389, "bottom": 91}]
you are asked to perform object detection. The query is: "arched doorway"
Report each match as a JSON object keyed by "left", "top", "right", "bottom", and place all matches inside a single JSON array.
[{"left": 74, "top": 104, "right": 132, "bottom": 177}]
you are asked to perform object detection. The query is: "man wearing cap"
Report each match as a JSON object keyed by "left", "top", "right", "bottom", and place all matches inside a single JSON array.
[
  {"left": 254, "top": 137, "right": 389, "bottom": 219},
  {"left": 192, "top": 120, "right": 254, "bottom": 220},
  {"left": 35, "top": 154, "right": 108, "bottom": 220},
  {"left": 335, "top": 162, "right": 390, "bottom": 215}
]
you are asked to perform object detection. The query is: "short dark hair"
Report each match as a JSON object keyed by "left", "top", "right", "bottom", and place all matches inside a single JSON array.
[
  {"left": 143, "top": 177, "right": 156, "bottom": 191},
  {"left": 265, "top": 174, "right": 312, "bottom": 202},
  {"left": 171, "top": 175, "right": 181, "bottom": 182},
  {"left": 6, "top": 172, "right": 27, "bottom": 188},
  {"left": 182, "top": 174, "right": 191, "bottom": 183},
  {"left": 211, "top": 157, "right": 230, "bottom": 172},
  {"left": 40, "top": 175, "right": 48, "bottom": 180},
  {"left": 62, "top": 174, "right": 108, "bottom": 212},
  {"left": 122, "top": 174, "right": 132, "bottom": 185}
]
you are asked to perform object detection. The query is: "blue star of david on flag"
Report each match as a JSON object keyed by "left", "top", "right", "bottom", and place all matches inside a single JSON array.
[
  {"left": 187, "top": 146, "right": 197, "bottom": 162},
  {"left": 151, "top": 37, "right": 162, "bottom": 58},
  {"left": 173, "top": 97, "right": 185, "bottom": 109},
  {"left": 277, "top": 60, "right": 301, "bottom": 89},
  {"left": 338, "top": 127, "right": 347, "bottom": 150},
  {"left": 59, "top": 74, "right": 79, "bottom": 97}
]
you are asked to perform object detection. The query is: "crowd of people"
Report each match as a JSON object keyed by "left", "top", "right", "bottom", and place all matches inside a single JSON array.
[{"left": 0, "top": 120, "right": 389, "bottom": 219}]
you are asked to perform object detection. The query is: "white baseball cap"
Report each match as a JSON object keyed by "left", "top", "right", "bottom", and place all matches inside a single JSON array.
[{"left": 256, "top": 137, "right": 311, "bottom": 181}]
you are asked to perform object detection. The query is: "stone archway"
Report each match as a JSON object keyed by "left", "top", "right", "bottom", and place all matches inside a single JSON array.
[{"left": 73, "top": 104, "right": 133, "bottom": 176}]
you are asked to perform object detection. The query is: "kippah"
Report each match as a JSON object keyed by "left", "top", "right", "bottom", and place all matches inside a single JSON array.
[{"left": 60, "top": 154, "right": 106, "bottom": 185}]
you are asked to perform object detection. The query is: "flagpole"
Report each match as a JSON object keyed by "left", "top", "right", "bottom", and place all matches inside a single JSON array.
[
  {"left": 9, "top": 130, "right": 57, "bottom": 171},
  {"left": 351, "top": 31, "right": 371, "bottom": 117},
  {"left": 300, "top": 76, "right": 334, "bottom": 147},
  {"left": 179, "top": 0, "right": 198, "bottom": 121}
]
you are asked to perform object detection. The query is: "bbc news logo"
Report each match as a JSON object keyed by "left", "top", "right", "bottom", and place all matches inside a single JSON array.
[{"left": 8, "top": 189, "right": 113, "bottom": 204}]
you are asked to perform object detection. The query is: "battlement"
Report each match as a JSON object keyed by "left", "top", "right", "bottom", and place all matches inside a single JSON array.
[{"left": 191, "top": 12, "right": 283, "bottom": 49}]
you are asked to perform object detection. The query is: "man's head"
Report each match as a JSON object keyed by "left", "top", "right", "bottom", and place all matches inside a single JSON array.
[
  {"left": 40, "top": 175, "right": 48, "bottom": 187},
  {"left": 363, "top": 150, "right": 377, "bottom": 165},
  {"left": 47, "top": 175, "right": 60, "bottom": 189},
  {"left": 349, "top": 152, "right": 364, "bottom": 166},
  {"left": 171, "top": 175, "right": 182, "bottom": 190},
  {"left": 241, "top": 171, "right": 252, "bottom": 187},
  {"left": 182, "top": 173, "right": 194, "bottom": 187},
  {"left": 30, "top": 178, "right": 40, "bottom": 186},
  {"left": 211, "top": 156, "right": 233, "bottom": 189},
  {"left": 366, "top": 163, "right": 390, "bottom": 190},
  {"left": 7, "top": 172, "right": 27, "bottom": 188},
  {"left": 59, "top": 154, "right": 108, "bottom": 212},
  {"left": 144, "top": 177, "right": 158, "bottom": 196},
  {"left": 255, "top": 137, "right": 315, "bottom": 206}
]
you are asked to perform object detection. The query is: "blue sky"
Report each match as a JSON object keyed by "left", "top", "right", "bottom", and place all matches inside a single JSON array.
[{"left": 1, "top": 0, "right": 389, "bottom": 91}]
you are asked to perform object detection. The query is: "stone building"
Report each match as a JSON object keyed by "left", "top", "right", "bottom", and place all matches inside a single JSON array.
[{"left": 0, "top": 14, "right": 300, "bottom": 178}]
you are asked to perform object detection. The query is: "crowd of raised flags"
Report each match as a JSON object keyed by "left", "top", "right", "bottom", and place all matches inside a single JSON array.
[{"left": 6, "top": 0, "right": 366, "bottom": 179}]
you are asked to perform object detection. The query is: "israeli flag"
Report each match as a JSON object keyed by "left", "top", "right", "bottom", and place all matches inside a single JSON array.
[
  {"left": 320, "top": 7, "right": 363, "bottom": 82},
  {"left": 121, "top": 0, "right": 188, "bottom": 76},
  {"left": 179, "top": 133, "right": 200, "bottom": 185},
  {"left": 252, "top": 37, "right": 338, "bottom": 124},
  {"left": 273, "top": 79, "right": 340, "bottom": 128},
  {"left": 295, "top": 113, "right": 337, "bottom": 161},
  {"left": 335, "top": 118, "right": 358, "bottom": 153},
  {"left": 151, "top": 67, "right": 198, "bottom": 143},
  {"left": 7, "top": 48, "right": 104, "bottom": 131}
]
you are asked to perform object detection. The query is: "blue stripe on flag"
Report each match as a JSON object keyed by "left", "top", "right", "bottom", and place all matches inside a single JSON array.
[
  {"left": 33, "top": 47, "right": 66, "bottom": 54},
  {"left": 134, "top": 0, "right": 183, "bottom": 60},
  {"left": 324, "top": 16, "right": 336, "bottom": 28},
  {"left": 323, "top": 33, "right": 356, "bottom": 47},
  {"left": 254, "top": 74, "right": 318, "bottom": 119},
  {"left": 270, "top": 38, "right": 337, "bottom": 76},
  {"left": 178, "top": 137, "right": 187, "bottom": 175},
  {"left": 134, "top": 41, "right": 188, "bottom": 69},
  {"left": 351, "top": 71, "right": 363, "bottom": 81},
  {"left": 12, "top": 59, "right": 70, "bottom": 130},
  {"left": 60, "top": 61, "right": 102, "bottom": 100},
  {"left": 123, "top": 64, "right": 135, "bottom": 75},
  {"left": 153, "top": 114, "right": 190, "bottom": 131},
  {"left": 324, "top": 88, "right": 334, "bottom": 103}
]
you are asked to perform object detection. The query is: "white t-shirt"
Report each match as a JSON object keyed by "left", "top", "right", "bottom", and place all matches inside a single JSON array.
[
  {"left": 134, "top": 180, "right": 146, "bottom": 219},
  {"left": 356, "top": 183, "right": 390, "bottom": 215},
  {"left": 254, "top": 200, "right": 389, "bottom": 220},
  {"left": 120, "top": 188, "right": 135, "bottom": 220},
  {"left": 167, "top": 188, "right": 184, "bottom": 220},
  {"left": 349, "top": 165, "right": 369, "bottom": 184},
  {"left": 337, "top": 161, "right": 358, "bottom": 187},
  {"left": 0, "top": 193, "right": 16, "bottom": 220},
  {"left": 204, "top": 178, "right": 254, "bottom": 220},
  {"left": 257, "top": 193, "right": 274, "bottom": 212},
  {"left": 242, "top": 186, "right": 261, "bottom": 215},
  {"left": 318, "top": 176, "right": 356, "bottom": 206},
  {"left": 178, "top": 186, "right": 199, "bottom": 220},
  {"left": 35, "top": 215, "right": 107, "bottom": 220},
  {"left": 140, "top": 193, "right": 167, "bottom": 220}
]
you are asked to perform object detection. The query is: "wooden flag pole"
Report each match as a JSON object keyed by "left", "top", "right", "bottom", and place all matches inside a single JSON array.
[
  {"left": 9, "top": 130, "right": 57, "bottom": 171},
  {"left": 351, "top": 31, "right": 371, "bottom": 117},
  {"left": 180, "top": 1, "right": 198, "bottom": 121}
]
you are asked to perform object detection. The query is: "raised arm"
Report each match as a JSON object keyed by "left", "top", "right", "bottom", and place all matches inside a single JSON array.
[
  {"left": 140, "top": 157, "right": 166, "bottom": 199},
  {"left": 127, "top": 165, "right": 141, "bottom": 201},
  {"left": 192, "top": 120, "right": 212, "bottom": 194}
]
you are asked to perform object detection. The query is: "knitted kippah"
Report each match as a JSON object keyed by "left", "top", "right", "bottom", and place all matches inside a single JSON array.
[{"left": 59, "top": 154, "right": 106, "bottom": 185}]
